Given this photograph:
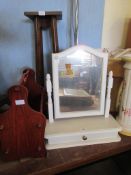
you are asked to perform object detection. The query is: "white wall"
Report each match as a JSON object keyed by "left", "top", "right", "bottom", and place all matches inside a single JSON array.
[{"left": 101, "top": 0, "right": 131, "bottom": 50}]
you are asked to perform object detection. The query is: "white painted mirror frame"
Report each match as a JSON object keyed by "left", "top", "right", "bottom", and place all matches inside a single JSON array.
[{"left": 52, "top": 45, "right": 108, "bottom": 119}]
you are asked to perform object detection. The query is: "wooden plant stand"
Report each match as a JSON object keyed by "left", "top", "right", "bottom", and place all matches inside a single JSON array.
[{"left": 24, "top": 11, "right": 62, "bottom": 86}]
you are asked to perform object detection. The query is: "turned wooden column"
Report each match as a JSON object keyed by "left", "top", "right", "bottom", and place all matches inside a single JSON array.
[{"left": 24, "top": 11, "right": 62, "bottom": 86}]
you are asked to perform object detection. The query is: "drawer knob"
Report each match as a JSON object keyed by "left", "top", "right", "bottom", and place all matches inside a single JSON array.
[{"left": 82, "top": 135, "right": 87, "bottom": 140}]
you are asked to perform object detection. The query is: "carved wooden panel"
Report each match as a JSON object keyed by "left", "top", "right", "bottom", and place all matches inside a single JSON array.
[{"left": 0, "top": 85, "right": 46, "bottom": 161}]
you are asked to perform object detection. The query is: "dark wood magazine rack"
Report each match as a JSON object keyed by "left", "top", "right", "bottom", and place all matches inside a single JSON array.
[
  {"left": 0, "top": 11, "right": 62, "bottom": 161},
  {"left": 0, "top": 85, "right": 46, "bottom": 161}
]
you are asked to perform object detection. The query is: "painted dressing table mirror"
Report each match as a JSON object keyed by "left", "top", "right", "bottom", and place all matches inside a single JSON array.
[{"left": 45, "top": 45, "right": 121, "bottom": 150}]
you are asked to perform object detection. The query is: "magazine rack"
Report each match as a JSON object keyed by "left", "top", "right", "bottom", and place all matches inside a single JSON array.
[{"left": 45, "top": 45, "right": 121, "bottom": 149}]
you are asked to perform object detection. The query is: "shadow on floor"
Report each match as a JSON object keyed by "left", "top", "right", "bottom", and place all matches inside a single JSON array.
[{"left": 58, "top": 150, "right": 131, "bottom": 175}]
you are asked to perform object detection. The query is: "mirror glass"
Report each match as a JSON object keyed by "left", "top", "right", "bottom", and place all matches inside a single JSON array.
[{"left": 58, "top": 49, "right": 103, "bottom": 112}]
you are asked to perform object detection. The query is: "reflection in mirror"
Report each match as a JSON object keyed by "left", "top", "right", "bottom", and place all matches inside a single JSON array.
[{"left": 58, "top": 49, "right": 103, "bottom": 112}]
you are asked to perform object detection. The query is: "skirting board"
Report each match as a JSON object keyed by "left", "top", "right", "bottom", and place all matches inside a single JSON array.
[{"left": 45, "top": 115, "right": 122, "bottom": 150}]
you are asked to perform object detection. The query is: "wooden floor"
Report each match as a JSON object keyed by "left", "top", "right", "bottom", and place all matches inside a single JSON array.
[{"left": 59, "top": 151, "right": 131, "bottom": 175}]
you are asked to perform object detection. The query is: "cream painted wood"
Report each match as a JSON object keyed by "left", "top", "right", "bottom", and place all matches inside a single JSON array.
[
  {"left": 45, "top": 115, "right": 121, "bottom": 150},
  {"left": 117, "top": 62, "right": 131, "bottom": 135},
  {"left": 52, "top": 45, "right": 108, "bottom": 119},
  {"left": 46, "top": 45, "right": 121, "bottom": 149},
  {"left": 46, "top": 74, "right": 54, "bottom": 123},
  {"left": 105, "top": 71, "right": 113, "bottom": 118}
]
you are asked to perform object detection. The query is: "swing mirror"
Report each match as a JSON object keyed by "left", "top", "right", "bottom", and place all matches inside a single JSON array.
[{"left": 52, "top": 45, "right": 108, "bottom": 119}]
